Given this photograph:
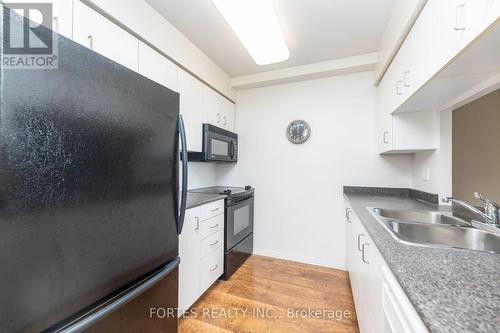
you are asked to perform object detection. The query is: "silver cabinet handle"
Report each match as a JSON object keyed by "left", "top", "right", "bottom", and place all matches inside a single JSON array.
[
  {"left": 383, "top": 131, "right": 390, "bottom": 144},
  {"left": 53, "top": 16, "right": 59, "bottom": 33},
  {"left": 345, "top": 208, "right": 352, "bottom": 223},
  {"left": 357, "top": 234, "right": 365, "bottom": 251},
  {"left": 396, "top": 80, "right": 403, "bottom": 95},
  {"left": 454, "top": 3, "right": 466, "bottom": 30},
  {"left": 210, "top": 208, "right": 220, "bottom": 212},
  {"left": 403, "top": 71, "right": 410, "bottom": 87},
  {"left": 210, "top": 264, "right": 219, "bottom": 272},
  {"left": 223, "top": 116, "right": 227, "bottom": 126},
  {"left": 210, "top": 223, "right": 219, "bottom": 229},
  {"left": 195, "top": 217, "right": 200, "bottom": 231},
  {"left": 209, "top": 240, "right": 219, "bottom": 246},
  {"left": 216, "top": 113, "right": 221, "bottom": 124},
  {"left": 88, "top": 35, "right": 93, "bottom": 50},
  {"left": 362, "top": 243, "right": 370, "bottom": 264}
]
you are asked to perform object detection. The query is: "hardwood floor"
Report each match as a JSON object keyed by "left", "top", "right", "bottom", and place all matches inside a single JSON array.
[{"left": 179, "top": 255, "right": 359, "bottom": 333}]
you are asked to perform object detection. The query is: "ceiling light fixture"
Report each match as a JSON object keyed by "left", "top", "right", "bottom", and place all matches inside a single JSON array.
[{"left": 212, "top": 0, "right": 289, "bottom": 65}]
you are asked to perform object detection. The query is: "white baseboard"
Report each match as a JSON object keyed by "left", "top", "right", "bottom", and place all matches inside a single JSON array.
[{"left": 252, "top": 248, "right": 347, "bottom": 271}]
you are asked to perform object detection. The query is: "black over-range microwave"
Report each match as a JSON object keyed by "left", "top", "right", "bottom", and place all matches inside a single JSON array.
[{"left": 188, "top": 124, "right": 238, "bottom": 162}]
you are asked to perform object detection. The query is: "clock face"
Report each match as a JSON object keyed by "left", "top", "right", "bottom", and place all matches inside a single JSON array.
[{"left": 287, "top": 120, "right": 311, "bottom": 144}]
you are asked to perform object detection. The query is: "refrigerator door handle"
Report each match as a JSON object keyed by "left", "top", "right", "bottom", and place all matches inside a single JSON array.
[
  {"left": 177, "top": 114, "right": 188, "bottom": 235},
  {"left": 56, "top": 257, "right": 180, "bottom": 333}
]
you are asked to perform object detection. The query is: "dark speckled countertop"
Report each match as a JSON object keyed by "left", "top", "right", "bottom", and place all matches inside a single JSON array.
[
  {"left": 344, "top": 188, "right": 500, "bottom": 333},
  {"left": 186, "top": 192, "right": 225, "bottom": 209}
]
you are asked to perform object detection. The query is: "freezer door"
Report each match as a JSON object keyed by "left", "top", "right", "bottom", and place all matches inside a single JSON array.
[{"left": 0, "top": 9, "right": 179, "bottom": 333}]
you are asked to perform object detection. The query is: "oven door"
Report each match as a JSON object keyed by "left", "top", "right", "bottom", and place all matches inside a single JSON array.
[
  {"left": 226, "top": 196, "right": 254, "bottom": 251},
  {"left": 204, "top": 127, "right": 237, "bottom": 162}
]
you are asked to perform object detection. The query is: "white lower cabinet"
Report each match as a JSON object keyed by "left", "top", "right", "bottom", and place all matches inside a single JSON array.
[
  {"left": 179, "top": 200, "right": 224, "bottom": 314},
  {"left": 345, "top": 201, "right": 428, "bottom": 333},
  {"left": 382, "top": 266, "right": 429, "bottom": 333}
]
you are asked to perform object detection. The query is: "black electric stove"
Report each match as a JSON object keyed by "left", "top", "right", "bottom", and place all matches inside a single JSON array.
[
  {"left": 190, "top": 186, "right": 252, "bottom": 199},
  {"left": 190, "top": 186, "right": 254, "bottom": 279}
]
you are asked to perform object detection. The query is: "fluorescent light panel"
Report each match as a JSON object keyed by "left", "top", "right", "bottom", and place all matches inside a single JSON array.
[{"left": 212, "top": 0, "right": 289, "bottom": 65}]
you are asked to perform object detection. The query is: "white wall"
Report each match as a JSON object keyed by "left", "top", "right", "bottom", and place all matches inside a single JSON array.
[
  {"left": 88, "top": 0, "right": 235, "bottom": 99},
  {"left": 411, "top": 109, "right": 452, "bottom": 199},
  {"left": 216, "top": 71, "right": 413, "bottom": 269},
  {"left": 188, "top": 163, "right": 216, "bottom": 190}
]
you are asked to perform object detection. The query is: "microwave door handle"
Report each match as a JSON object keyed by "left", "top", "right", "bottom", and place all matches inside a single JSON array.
[{"left": 230, "top": 141, "right": 235, "bottom": 159}]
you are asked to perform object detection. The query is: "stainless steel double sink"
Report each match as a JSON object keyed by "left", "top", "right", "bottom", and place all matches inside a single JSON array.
[{"left": 371, "top": 208, "right": 500, "bottom": 254}]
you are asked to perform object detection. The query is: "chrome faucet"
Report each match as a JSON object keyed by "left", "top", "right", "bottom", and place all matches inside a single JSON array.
[{"left": 443, "top": 192, "right": 499, "bottom": 228}]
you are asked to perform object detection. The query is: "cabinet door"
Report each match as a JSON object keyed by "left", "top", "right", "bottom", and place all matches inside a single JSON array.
[
  {"left": 138, "top": 41, "right": 178, "bottom": 92},
  {"left": 378, "top": 105, "right": 393, "bottom": 153},
  {"left": 200, "top": 245, "right": 224, "bottom": 293},
  {"left": 345, "top": 205, "right": 354, "bottom": 272},
  {"left": 51, "top": 0, "right": 73, "bottom": 38},
  {"left": 352, "top": 217, "right": 369, "bottom": 333},
  {"left": 73, "top": 0, "right": 138, "bottom": 71},
  {"left": 202, "top": 86, "right": 223, "bottom": 127},
  {"left": 178, "top": 69, "right": 204, "bottom": 152},
  {"left": 361, "top": 234, "right": 386, "bottom": 333},
  {"left": 178, "top": 207, "right": 201, "bottom": 314},
  {"left": 220, "top": 97, "right": 235, "bottom": 131},
  {"left": 5, "top": 0, "right": 73, "bottom": 39},
  {"left": 347, "top": 207, "right": 386, "bottom": 333},
  {"left": 439, "top": 0, "right": 500, "bottom": 65}
]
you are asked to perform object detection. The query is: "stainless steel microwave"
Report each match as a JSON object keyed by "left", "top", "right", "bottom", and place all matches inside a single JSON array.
[{"left": 188, "top": 124, "right": 238, "bottom": 162}]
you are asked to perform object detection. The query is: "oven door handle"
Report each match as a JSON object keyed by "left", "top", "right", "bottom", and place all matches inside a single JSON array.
[{"left": 227, "top": 195, "right": 253, "bottom": 207}]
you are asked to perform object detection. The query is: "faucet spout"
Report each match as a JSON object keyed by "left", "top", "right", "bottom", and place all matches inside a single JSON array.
[{"left": 443, "top": 194, "right": 499, "bottom": 227}]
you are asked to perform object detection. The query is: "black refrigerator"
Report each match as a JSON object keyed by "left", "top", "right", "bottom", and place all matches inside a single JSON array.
[{"left": 0, "top": 6, "right": 188, "bottom": 333}]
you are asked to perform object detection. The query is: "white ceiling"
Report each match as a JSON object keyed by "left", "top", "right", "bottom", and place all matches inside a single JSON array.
[{"left": 146, "top": 0, "right": 397, "bottom": 77}]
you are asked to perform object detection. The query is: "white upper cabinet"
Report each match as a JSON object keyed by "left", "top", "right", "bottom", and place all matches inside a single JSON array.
[
  {"left": 73, "top": 0, "right": 139, "bottom": 71},
  {"left": 51, "top": 0, "right": 73, "bottom": 39},
  {"left": 202, "top": 85, "right": 235, "bottom": 132},
  {"left": 178, "top": 69, "right": 204, "bottom": 152},
  {"left": 379, "top": 0, "right": 442, "bottom": 116},
  {"left": 220, "top": 97, "right": 235, "bottom": 132},
  {"left": 202, "top": 86, "right": 222, "bottom": 127},
  {"left": 378, "top": 0, "right": 500, "bottom": 153},
  {"left": 4, "top": 0, "right": 73, "bottom": 39},
  {"left": 138, "top": 41, "right": 178, "bottom": 92},
  {"left": 379, "top": 0, "right": 500, "bottom": 115}
]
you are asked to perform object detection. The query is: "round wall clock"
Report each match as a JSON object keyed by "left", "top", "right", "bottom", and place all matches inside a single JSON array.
[{"left": 286, "top": 120, "right": 311, "bottom": 144}]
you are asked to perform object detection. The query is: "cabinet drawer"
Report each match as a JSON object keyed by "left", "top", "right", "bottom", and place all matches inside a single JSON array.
[
  {"left": 200, "top": 245, "right": 223, "bottom": 293},
  {"left": 200, "top": 213, "right": 224, "bottom": 240},
  {"left": 201, "top": 229, "right": 223, "bottom": 258},
  {"left": 200, "top": 200, "right": 224, "bottom": 221}
]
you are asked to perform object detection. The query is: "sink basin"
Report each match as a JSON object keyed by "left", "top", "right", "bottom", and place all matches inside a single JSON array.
[
  {"left": 386, "top": 221, "right": 500, "bottom": 254},
  {"left": 370, "top": 207, "right": 500, "bottom": 254},
  {"left": 372, "top": 208, "right": 470, "bottom": 227}
]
